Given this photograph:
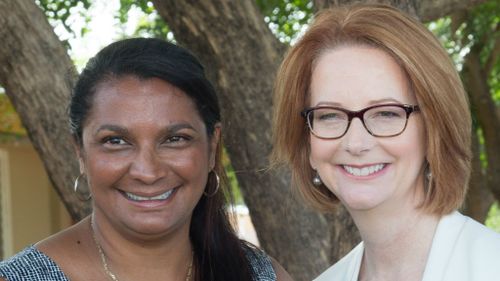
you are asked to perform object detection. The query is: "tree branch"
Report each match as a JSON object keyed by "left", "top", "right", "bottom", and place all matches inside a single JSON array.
[
  {"left": 419, "top": 0, "right": 488, "bottom": 22},
  {"left": 485, "top": 24, "right": 500, "bottom": 74},
  {"left": 313, "top": 0, "right": 487, "bottom": 22},
  {"left": 312, "top": 0, "right": 418, "bottom": 18}
]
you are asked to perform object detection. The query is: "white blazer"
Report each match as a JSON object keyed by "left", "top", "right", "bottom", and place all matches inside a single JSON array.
[{"left": 314, "top": 211, "right": 500, "bottom": 281}]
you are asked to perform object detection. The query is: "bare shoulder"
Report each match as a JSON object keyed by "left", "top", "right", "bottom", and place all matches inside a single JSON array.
[
  {"left": 36, "top": 217, "right": 98, "bottom": 279},
  {"left": 270, "top": 256, "right": 294, "bottom": 281},
  {"left": 35, "top": 216, "right": 95, "bottom": 274},
  {"left": 36, "top": 216, "right": 90, "bottom": 255}
]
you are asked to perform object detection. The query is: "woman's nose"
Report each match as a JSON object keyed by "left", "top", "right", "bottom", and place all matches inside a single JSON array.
[
  {"left": 341, "top": 118, "right": 375, "bottom": 155},
  {"left": 128, "top": 147, "right": 165, "bottom": 184}
]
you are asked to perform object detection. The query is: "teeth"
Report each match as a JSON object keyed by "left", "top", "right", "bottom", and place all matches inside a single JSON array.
[
  {"left": 343, "top": 164, "right": 385, "bottom": 176},
  {"left": 125, "top": 189, "right": 174, "bottom": 201}
]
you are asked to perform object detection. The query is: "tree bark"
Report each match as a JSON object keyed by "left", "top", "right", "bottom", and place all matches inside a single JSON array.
[
  {"left": 463, "top": 129, "right": 494, "bottom": 222},
  {"left": 0, "top": 0, "right": 90, "bottom": 220},
  {"left": 313, "top": 0, "right": 487, "bottom": 21}
]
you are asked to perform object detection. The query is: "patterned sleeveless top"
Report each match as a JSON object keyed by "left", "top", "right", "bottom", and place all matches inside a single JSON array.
[{"left": 0, "top": 245, "right": 276, "bottom": 281}]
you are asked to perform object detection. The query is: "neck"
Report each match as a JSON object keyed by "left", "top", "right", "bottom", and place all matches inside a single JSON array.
[
  {"left": 89, "top": 213, "right": 193, "bottom": 281},
  {"left": 347, "top": 178, "right": 440, "bottom": 281},
  {"left": 352, "top": 205, "right": 439, "bottom": 281}
]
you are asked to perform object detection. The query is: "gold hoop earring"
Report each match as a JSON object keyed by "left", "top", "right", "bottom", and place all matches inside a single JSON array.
[
  {"left": 204, "top": 171, "right": 220, "bottom": 197},
  {"left": 74, "top": 173, "right": 92, "bottom": 201}
]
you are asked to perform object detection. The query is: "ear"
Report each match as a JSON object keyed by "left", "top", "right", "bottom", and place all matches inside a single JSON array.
[
  {"left": 72, "top": 139, "right": 86, "bottom": 174},
  {"left": 309, "top": 153, "right": 317, "bottom": 171},
  {"left": 209, "top": 123, "right": 222, "bottom": 170}
]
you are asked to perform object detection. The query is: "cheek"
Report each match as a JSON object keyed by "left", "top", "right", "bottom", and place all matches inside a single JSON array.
[
  {"left": 84, "top": 153, "right": 128, "bottom": 186},
  {"left": 407, "top": 119, "right": 426, "bottom": 157},
  {"left": 309, "top": 137, "right": 339, "bottom": 168},
  {"left": 164, "top": 149, "right": 211, "bottom": 180},
  {"left": 390, "top": 119, "right": 426, "bottom": 166}
]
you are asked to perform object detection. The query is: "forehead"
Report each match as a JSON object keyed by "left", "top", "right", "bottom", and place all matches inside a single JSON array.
[
  {"left": 309, "top": 46, "right": 414, "bottom": 108},
  {"left": 86, "top": 76, "right": 203, "bottom": 128}
]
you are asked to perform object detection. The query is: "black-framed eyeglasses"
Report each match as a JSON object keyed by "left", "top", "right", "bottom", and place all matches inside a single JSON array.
[{"left": 301, "top": 103, "right": 420, "bottom": 139}]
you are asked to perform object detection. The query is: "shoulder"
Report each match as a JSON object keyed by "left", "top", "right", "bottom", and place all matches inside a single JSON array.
[
  {"left": 243, "top": 244, "right": 277, "bottom": 281},
  {"left": 439, "top": 211, "right": 500, "bottom": 252},
  {"left": 429, "top": 211, "right": 500, "bottom": 279},
  {"left": 244, "top": 244, "right": 293, "bottom": 281},
  {"left": 0, "top": 246, "right": 68, "bottom": 281},
  {"left": 455, "top": 212, "right": 500, "bottom": 259},
  {"left": 314, "top": 242, "right": 364, "bottom": 281},
  {"left": 243, "top": 244, "right": 293, "bottom": 281}
]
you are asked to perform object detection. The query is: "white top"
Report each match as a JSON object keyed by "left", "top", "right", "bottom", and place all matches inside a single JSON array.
[{"left": 314, "top": 211, "right": 500, "bottom": 281}]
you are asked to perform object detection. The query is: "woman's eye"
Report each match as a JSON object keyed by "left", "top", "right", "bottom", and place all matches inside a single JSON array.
[
  {"left": 374, "top": 111, "right": 401, "bottom": 118},
  {"left": 165, "top": 135, "right": 191, "bottom": 145},
  {"left": 103, "top": 136, "right": 127, "bottom": 145},
  {"left": 319, "top": 113, "right": 339, "bottom": 120},
  {"left": 316, "top": 110, "right": 345, "bottom": 122}
]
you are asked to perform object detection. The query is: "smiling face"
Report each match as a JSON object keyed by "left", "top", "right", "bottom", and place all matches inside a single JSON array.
[
  {"left": 308, "top": 46, "right": 426, "bottom": 213},
  {"left": 77, "top": 76, "right": 219, "bottom": 238}
]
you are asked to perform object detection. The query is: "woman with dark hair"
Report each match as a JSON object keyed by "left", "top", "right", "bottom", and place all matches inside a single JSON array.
[{"left": 0, "top": 38, "right": 292, "bottom": 281}]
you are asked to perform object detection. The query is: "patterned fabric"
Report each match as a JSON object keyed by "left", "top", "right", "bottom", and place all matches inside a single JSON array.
[
  {"left": 0, "top": 245, "right": 276, "bottom": 281},
  {"left": 245, "top": 245, "right": 277, "bottom": 281},
  {"left": 0, "top": 246, "right": 68, "bottom": 281}
]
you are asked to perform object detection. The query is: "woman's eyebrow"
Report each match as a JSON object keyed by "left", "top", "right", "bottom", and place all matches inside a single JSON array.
[
  {"left": 95, "top": 124, "right": 129, "bottom": 135},
  {"left": 93, "top": 123, "right": 198, "bottom": 138},
  {"left": 161, "top": 123, "right": 197, "bottom": 134},
  {"left": 367, "top": 97, "right": 404, "bottom": 105}
]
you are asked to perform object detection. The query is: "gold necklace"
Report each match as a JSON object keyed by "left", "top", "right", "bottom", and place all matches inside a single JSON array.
[{"left": 90, "top": 218, "right": 194, "bottom": 281}]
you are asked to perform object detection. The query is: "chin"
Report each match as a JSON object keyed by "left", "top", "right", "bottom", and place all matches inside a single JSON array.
[
  {"left": 339, "top": 193, "right": 384, "bottom": 212},
  {"left": 124, "top": 216, "right": 179, "bottom": 235}
]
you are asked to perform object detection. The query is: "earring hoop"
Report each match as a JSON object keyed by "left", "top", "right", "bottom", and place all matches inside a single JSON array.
[
  {"left": 312, "top": 172, "right": 323, "bottom": 186},
  {"left": 204, "top": 171, "right": 220, "bottom": 197},
  {"left": 74, "top": 173, "right": 92, "bottom": 201}
]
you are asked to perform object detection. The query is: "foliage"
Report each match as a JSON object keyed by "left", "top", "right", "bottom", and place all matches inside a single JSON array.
[
  {"left": 464, "top": 1, "right": 500, "bottom": 103},
  {"left": 117, "top": 0, "right": 316, "bottom": 45},
  {"left": 0, "top": 94, "right": 26, "bottom": 137},
  {"left": 36, "top": 0, "right": 91, "bottom": 34},
  {"left": 36, "top": 0, "right": 92, "bottom": 48},
  {"left": 428, "top": 1, "right": 499, "bottom": 101},
  {"left": 486, "top": 203, "right": 500, "bottom": 232},
  {"left": 428, "top": 17, "right": 468, "bottom": 70},
  {"left": 117, "top": 0, "right": 172, "bottom": 40},
  {"left": 428, "top": 0, "right": 499, "bottom": 172},
  {"left": 222, "top": 148, "right": 244, "bottom": 205},
  {"left": 256, "top": 0, "right": 313, "bottom": 43}
]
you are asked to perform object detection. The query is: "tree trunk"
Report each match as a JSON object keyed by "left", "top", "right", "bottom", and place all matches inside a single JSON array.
[
  {"left": 463, "top": 129, "right": 494, "bottom": 222},
  {"left": 463, "top": 47, "right": 500, "bottom": 203},
  {"left": 0, "top": 0, "right": 91, "bottom": 220}
]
